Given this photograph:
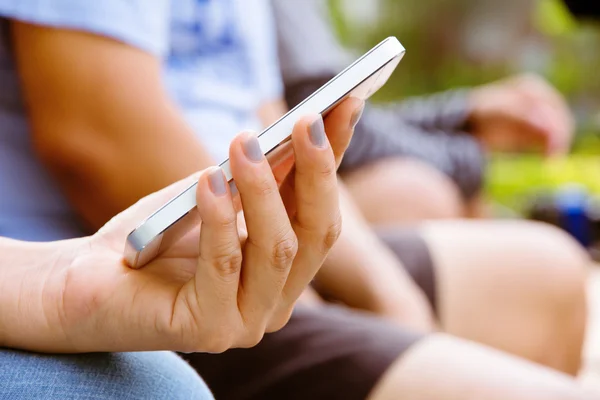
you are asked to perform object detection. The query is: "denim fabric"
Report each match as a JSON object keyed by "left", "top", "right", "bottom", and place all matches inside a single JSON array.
[{"left": 0, "top": 349, "right": 213, "bottom": 399}]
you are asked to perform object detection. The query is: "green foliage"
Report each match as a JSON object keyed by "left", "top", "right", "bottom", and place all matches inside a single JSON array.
[
  {"left": 487, "top": 155, "right": 600, "bottom": 212},
  {"left": 535, "top": 0, "right": 577, "bottom": 35},
  {"left": 329, "top": 0, "right": 600, "bottom": 210}
]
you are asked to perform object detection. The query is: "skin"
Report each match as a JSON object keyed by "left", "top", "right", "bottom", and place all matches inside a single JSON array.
[
  {"left": 469, "top": 74, "right": 574, "bottom": 156},
  {"left": 369, "top": 335, "right": 597, "bottom": 400},
  {"left": 0, "top": 106, "right": 359, "bottom": 353},
  {"left": 12, "top": 23, "right": 214, "bottom": 230},
  {"left": 264, "top": 74, "right": 587, "bottom": 375},
  {"left": 313, "top": 183, "right": 435, "bottom": 332},
  {"left": 342, "top": 158, "right": 466, "bottom": 225},
  {"left": 336, "top": 75, "right": 587, "bottom": 374},
  {"left": 235, "top": 49, "right": 588, "bottom": 375},
  {"left": 343, "top": 73, "right": 576, "bottom": 226},
  {"left": 315, "top": 175, "right": 589, "bottom": 375},
  {"left": 421, "top": 220, "right": 588, "bottom": 375},
  {"left": 8, "top": 20, "right": 590, "bottom": 396}
]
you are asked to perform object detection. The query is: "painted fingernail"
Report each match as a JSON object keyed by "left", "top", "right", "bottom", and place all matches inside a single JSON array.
[
  {"left": 208, "top": 168, "right": 227, "bottom": 196},
  {"left": 229, "top": 181, "right": 238, "bottom": 196},
  {"left": 309, "top": 115, "right": 327, "bottom": 148},
  {"left": 350, "top": 102, "right": 365, "bottom": 129},
  {"left": 242, "top": 134, "right": 263, "bottom": 163}
]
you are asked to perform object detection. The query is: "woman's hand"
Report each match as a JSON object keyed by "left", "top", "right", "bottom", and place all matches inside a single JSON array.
[{"left": 0, "top": 98, "right": 364, "bottom": 354}]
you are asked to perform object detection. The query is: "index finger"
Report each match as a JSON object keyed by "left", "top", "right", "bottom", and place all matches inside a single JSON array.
[{"left": 98, "top": 172, "right": 201, "bottom": 241}]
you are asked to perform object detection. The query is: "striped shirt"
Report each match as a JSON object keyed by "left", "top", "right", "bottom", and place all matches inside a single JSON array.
[{"left": 272, "top": 0, "right": 485, "bottom": 200}]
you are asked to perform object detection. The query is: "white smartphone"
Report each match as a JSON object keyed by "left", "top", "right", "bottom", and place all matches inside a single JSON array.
[{"left": 125, "top": 36, "right": 406, "bottom": 268}]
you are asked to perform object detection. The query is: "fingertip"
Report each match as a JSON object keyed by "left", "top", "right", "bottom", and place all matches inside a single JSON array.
[
  {"left": 207, "top": 167, "right": 228, "bottom": 197},
  {"left": 347, "top": 96, "right": 366, "bottom": 110},
  {"left": 349, "top": 100, "right": 366, "bottom": 130},
  {"left": 195, "top": 167, "right": 214, "bottom": 198},
  {"left": 291, "top": 113, "right": 328, "bottom": 150},
  {"left": 295, "top": 114, "right": 321, "bottom": 134},
  {"left": 196, "top": 167, "right": 229, "bottom": 206},
  {"left": 229, "top": 130, "right": 259, "bottom": 160},
  {"left": 308, "top": 114, "right": 328, "bottom": 149}
]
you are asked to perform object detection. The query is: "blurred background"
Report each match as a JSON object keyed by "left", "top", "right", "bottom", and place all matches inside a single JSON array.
[
  {"left": 328, "top": 2, "right": 600, "bottom": 388},
  {"left": 328, "top": 0, "right": 600, "bottom": 218}
]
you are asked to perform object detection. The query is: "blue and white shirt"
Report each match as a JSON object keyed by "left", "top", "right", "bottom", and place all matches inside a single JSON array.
[{"left": 0, "top": 0, "right": 283, "bottom": 241}]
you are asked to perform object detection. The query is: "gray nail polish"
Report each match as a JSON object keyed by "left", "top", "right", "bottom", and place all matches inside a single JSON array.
[
  {"left": 350, "top": 103, "right": 365, "bottom": 129},
  {"left": 243, "top": 135, "right": 263, "bottom": 163},
  {"left": 229, "top": 181, "right": 238, "bottom": 196},
  {"left": 309, "top": 115, "right": 327, "bottom": 148},
  {"left": 208, "top": 168, "right": 227, "bottom": 196}
]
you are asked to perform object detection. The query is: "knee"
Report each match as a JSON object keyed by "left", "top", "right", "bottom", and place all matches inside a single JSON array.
[
  {"left": 0, "top": 350, "right": 213, "bottom": 400},
  {"left": 377, "top": 158, "right": 464, "bottom": 218},
  {"left": 344, "top": 157, "right": 464, "bottom": 220},
  {"left": 521, "top": 222, "right": 589, "bottom": 306}
]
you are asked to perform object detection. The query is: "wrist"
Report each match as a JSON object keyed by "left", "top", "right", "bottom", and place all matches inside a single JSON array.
[
  {"left": 465, "top": 87, "right": 489, "bottom": 134},
  {"left": 0, "top": 239, "right": 76, "bottom": 351}
]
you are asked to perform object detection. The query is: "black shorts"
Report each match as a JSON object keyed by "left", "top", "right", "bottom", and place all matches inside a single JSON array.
[
  {"left": 183, "top": 229, "right": 436, "bottom": 400},
  {"left": 377, "top": 228, "right": 437, "bottom": 314}
]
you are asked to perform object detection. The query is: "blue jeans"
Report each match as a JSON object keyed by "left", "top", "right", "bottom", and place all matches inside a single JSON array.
[{"left": 0, "top": 349, "right": 213, "bottom": 399}]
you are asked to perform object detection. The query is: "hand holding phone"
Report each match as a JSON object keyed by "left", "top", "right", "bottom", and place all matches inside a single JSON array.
[{"left": 126, "top": 37, "right": 406, "bottom": 268}]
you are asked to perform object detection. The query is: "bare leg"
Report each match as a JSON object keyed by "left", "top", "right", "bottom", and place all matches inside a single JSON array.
[
  {"left": 342, "top": 158, "right": 465, "bottom": 225},
  {"left": 369, "top": 335, "right": 596, "bottom": 400},
  {"left": 421, "top": 220, "right": 589, "bottom": 375}
]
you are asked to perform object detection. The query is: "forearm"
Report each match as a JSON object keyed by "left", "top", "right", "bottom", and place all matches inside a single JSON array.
[
  {"left": 0, "top": 238, "right": 71, "bottom": 350},
  {"left": 37, "top": 101, "right": 213, "bottom": 230}
]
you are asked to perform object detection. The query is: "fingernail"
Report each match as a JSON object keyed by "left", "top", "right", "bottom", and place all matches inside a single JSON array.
[
  {"left": 208, "top": 168, "right": 227, "bottom": 196},
  {"left": 309, "top": 115, "right": 327, "bottom": 148},
  {"left": 229, "top": 181, "right": 238, "bottom": 196},
  {"left": 350, "top": 102, "right": 365, "bottom": 129},
  {"left": 242, "top": 134, "right": 263, "bottom": 163}
]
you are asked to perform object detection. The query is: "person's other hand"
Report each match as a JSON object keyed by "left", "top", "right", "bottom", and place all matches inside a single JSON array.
[
  {"left": 468, "top": 74, "right": 574, "bottom": 156},
  {"left": 2, "top": 98, "right": 364, "bottom": 354}
]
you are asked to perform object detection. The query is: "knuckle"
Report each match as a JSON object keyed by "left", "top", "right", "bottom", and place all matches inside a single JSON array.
[
  {"left": 266, "top": 307, "right": 294, "bottom": 333},
  {"left": 270, "top": 232, "right": 298, "bottom": 271},
  {"left": 203, "top": 335, "right": 233, "bottom": 354},
  {"left": 318, "top": 156, "right": 337, "bottom": 179},
  {"left": 238, "top": 327, "right": 266, "bottom": 349},
  {"left": 213, "top": 209, "right": 238, "bottom": 231},
  {"left": 298, "top": 154, "right": 336, "bottom": 183},
  {"left": 209, "top": 248, "right": 243, "bottom": 281},
  {"left": 321, "top": 213, "right": 343, "bottom": 252},
  {"left": 198, "top": 325, "right": 236, "bottom": 354},
  {"left": 250, "top": 174, "right": 278, "bottom": 198}
]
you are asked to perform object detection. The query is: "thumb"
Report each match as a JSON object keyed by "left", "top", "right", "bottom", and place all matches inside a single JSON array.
[{"left": 96, "top": 172, "right": 203, "bottom": 239}]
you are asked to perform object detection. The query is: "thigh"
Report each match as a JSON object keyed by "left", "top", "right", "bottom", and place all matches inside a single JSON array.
[
  {"left": 420, "top": 220, "right": 588, "bottom": 373},
  {"left": 369, "top": 334, "right": 595, "bottom": 400},
  {"left": 0, "top": 350, "right": 213, "bottom": 400},
  {"left": 184, "top": 305, "right": 426, "bottom": 400}
]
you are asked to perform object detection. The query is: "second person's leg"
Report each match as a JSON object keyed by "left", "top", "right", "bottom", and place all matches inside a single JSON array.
[{"left": 379, "top": 220, "right": 588, "bottom": 375}]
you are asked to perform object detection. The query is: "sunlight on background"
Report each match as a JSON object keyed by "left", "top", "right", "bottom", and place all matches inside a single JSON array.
[{"left": 329, "top": 0, "right": 600, "bottom": 215}]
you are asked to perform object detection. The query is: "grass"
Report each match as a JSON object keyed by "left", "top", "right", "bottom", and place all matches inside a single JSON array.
[{"left": 486, "top": 154, "right": 600, "bottom": 214}]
